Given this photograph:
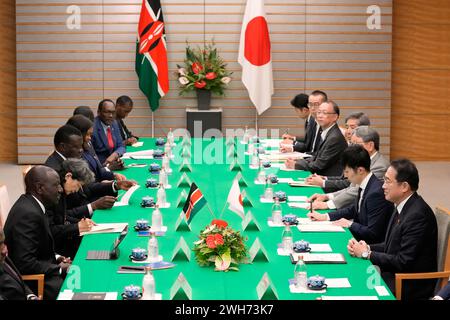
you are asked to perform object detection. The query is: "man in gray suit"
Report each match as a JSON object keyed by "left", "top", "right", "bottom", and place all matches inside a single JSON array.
[
  {"left": 285, "top": 101, "right": 348, "bottom": 176},
  {"left": 309, "top": 126, "right": 390, "bottom": 209}
]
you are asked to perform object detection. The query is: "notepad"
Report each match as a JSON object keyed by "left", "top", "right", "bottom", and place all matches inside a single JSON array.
[
  {"left": 287, "top": 196, "right": 308, "bottom": 202},
  {"left": 131, "top": 142, "right": 144, "bottom": 147},
  {"left": 290, "top": 253, "right": 346, "bottom": 264},
  {"left": 288, "top": 202, "right": 311, "bottom": 209},
  {"left": 80, "top": 223, "right": 128, "bottom": 236},
  {"left": 297, "top": 224, "right": 345, "bottom": 233},
  {"left": 260, "top": 139, "right": 283, "bottom": 148},
  {"left": 297, "top": 218, "right": 332, "bottom": 225},
  {"left": 58, "top": 290, "right": 118, "bottom": 300},
  {"left": 113, "top": 185, "right": 140, "bottom": 207},
  {"left": 321, "top": 296, "right": 379, "bottom": 300}
]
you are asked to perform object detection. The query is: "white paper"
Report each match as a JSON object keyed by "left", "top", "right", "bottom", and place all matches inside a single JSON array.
[
  {"left": 58, "top": 290, "right": 118, "bottom": 300},
  {"left": 374, "top": 285, "right": 390, "bottom": 296},
  {"left": 122, "top": 149, "right": 154, "bottom": 159},
  {"left": 288, "top": 196, "right": 308, "bottom": 202},
  {"left": 260, "top": 152, "right": 309, "bottom": 161},
  {"left": 149, "top": 226, "right": 168, "bottom": 233},
  {"left": 113, "top": 185, "right": 140, "bottom": 207},
  {"left": 321, "top": 296, "right": 379, "bottom": 300},
  {"left": 131, "top": 255, "right": 163, "bottom": 264},
  {"left": 267, "top": 219, "right": 285, "bottom": 227},
  {"left": 288, "top": 181, "right": 318, "bottom": 187},
  {"left": 131, "top": 142, "right": 144, "bottom": 147},
  {"left": 309, "top": 244, "right": 333, "bottom": 252},
  {"left": 80, "top": 223, "right": 128, "bottom": 236},
  {"left": 277, "top": 178, "right": 294, "bottom": 183},
  {"left": 297, "top": 218, "right": 332, "bottom": 225},
  {"left": 157, "top": 202, "right": 171, "bottom": 209},
  {"left": 277, "top": 248, "right": 291, "bottom": 256},
  {"left": 298, "top": 224, "right": 345, "bottom": 232},
  {"left": 260, "top": 139, "right": 283, "bottom": 148},
  {"left": 289, "top": 284, "right": 326, "bottom": 294},
  {"left": 254, "top": 180, "right": 266, "bottom": 185},
  {"left": 279, "top": 165, "right": 296, "bottom": 171},
  {"left": 260, "top": 197, "right": 274, "bottom": 203},
  {"left": 288, "top": 202, "right": 311, "bottom": 209},
  {"left": 300, "top": 253, "right": 346, "bottom": 263},
  {"left": 325, "top": 278, "right": 351, "bottom": 288}
]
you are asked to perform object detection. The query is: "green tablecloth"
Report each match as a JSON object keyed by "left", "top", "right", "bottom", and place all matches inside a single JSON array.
[{"left": 59, "top": 138, "right": 394, "bottom": 300}]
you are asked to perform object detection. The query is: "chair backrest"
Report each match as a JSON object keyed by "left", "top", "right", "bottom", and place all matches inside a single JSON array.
[
  {"left": 435, "top": 206, "right": 450, "bottom": 272},
  {"left": 0, "top": 184, "right": 11, "bottom": 228}
]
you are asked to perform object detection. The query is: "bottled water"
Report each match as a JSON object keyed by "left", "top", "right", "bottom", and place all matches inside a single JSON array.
[
  {"left": 151, "top": 205, "right": 163, "bottom": 231},
  {"left": 248, "top": 142, "right": 255, "bottom": 154},
  {"left": 257, "top": 164, "right": 266, "bottom": 183},
  {"left": 264, "top": 178, "right": 274, "bottom": 200},
  {"left": 294, "top": 255, "right": 307, "bottom": 289},
  {"left": 243, "top": 126, "right": 249, "bottom": 144},
  {"left": 162, "top": 155, "right": 171, "bottom": 174},
  {"left": 156, "top": 184, "right": 167, "bottom": 207},
  {"left": 167, "top": 128, "right": 174, "bottom": 145},
  {"left": 281, "top": 225, "right": 293, "bottom": 252},
  {"left": 148, "top": 235, "right": 159, "bottom": 260},
  {"left": 271, "top": 198, "right": 283, "bottom": 225},
  {"left": 142, "top": 267, "right": 156, "bottom": 300},
  {"left": 164, "top": 143, "right": 172, "bottom": 158},
  {"left": 159, "top": 168, "right": 168, "bottom": 187},
  {"left": 251, "top": 151, "right": 259, "bottom": 168}
]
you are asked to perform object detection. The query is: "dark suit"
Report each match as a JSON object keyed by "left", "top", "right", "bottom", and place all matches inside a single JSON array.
[
  {"left": 436, "top": 281, "right": 450, "bottom": 300},
  {"left": 117, "top": 118, "right": 139, "bottom": 142},
  {"left": 4, "top": 194, "right": 64, "bottom": 300},
  {"left": 293, "top": 116, "right": 317, "bottom": 153},
  {"left": 328, "top": 174, "right": 394, "bottom": 243},
  {"left": 45, "top": 151, "right": 117, "bottom": 219},
  {"left": 47, "top": 193, "right": 81, "bottom": 259},
  {"left": 92, "top": 117, "right": 126, "bottom": 164},
  {"left": 370, "top": 192, "right": 438, "bottom": 300},
  {"left": 0, "top": 257, "right": 36, "bottom": 300},
  {"left": 83, "top": 142, "right": 115, "bottom": 182},
  {"left": 295, "top": 123, "right": 348, "bottom": 176}
]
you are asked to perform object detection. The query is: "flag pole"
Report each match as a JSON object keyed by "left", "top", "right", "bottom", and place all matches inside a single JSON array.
[
  {"left": 218, "top": 200, "right": 229, "bottom": 219},
  {"left": 151, "top": 111, "right": 155, "bottom": 138},
  {"left": 255, "top": 110, "right": 258, "bottom": 133}
]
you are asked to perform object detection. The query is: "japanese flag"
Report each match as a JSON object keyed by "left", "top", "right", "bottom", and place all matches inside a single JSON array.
[
  {"left": 238, "top": 0, "right": 274, "bottom": 115},
  {"left": 227, "top": 178, "right": 245, "bottom": 219}
]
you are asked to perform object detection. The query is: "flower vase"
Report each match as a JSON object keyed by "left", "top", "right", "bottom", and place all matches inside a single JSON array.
[{"left": 196, "top": 89, "right": 211, "bottom": 110}]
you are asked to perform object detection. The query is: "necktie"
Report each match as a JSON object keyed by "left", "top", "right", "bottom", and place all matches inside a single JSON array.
[
  {"left": 4, "top": 261, "right": 22, "bottom": 284},
  {"left": 357, "top": 187, "right": 363, "bottom": 213},
  {"left": 106, "top": 127, "right": 114, "bottom": 150},
  {"left": 313, "top": 127, "right": 323, "bottom": 152}
]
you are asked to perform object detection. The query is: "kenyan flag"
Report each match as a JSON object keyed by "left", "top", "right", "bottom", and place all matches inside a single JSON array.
[
  {"left": 135, "top": 0, "right": 169, "bottom": 112},
  {"left": 183, "top": 183, "right": 207, "bottom": 225}
]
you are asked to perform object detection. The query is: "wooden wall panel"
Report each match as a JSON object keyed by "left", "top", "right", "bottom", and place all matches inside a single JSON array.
[
  {"left": 391, "top": 0, "right": 450, "bottom": 160},
  {"left": 16, "top": 0, "right": 392, "bottom": 164},
  {"left": 0, "top": 0, "right": 17, "bottom": 162}
]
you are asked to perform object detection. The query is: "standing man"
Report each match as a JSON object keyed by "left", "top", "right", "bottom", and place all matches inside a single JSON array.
[
  {"left": 348, "top": 159, "right": 438, "bottom": 300},
  {"left": 91, "top": 99, "right": 126, "bottom": 165},
  {"left": 116, "top": 95, "right": 139, "bottom": 146}
]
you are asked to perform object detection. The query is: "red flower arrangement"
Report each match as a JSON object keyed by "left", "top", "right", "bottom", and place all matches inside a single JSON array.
[{"left": 193, "top": 220, "right": 248, "bottom": 271}]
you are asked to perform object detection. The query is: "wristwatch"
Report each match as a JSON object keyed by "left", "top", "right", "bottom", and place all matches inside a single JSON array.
[{"left": 362, "top": 250, "right": 370, "bottom": 259}]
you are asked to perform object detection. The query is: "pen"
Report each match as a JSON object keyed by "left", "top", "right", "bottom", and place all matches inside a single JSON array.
[
  {"left": 309, "top": 199, "right": 313, "bottom": 214},
  {"left": 121, "top": 266, "right": 145, "bottom": 271}
]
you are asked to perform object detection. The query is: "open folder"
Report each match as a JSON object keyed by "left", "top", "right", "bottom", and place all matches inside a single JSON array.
[
  {"left": 113, "top": 185, "right": 140, "bottom": 207},
  {"left": 80, "top": 223, "right": 128, "bottom": 236},
  {"left": 121, "top": 149, "right": 154, "bottom": 159}
]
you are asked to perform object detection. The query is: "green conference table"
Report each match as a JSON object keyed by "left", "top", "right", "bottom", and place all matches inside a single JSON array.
[{"left": 59, "top": 138, "right": 394, "bottom": 300}]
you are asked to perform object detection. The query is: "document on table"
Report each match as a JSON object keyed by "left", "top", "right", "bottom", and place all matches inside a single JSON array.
[
  {"left": 321, "top": 296, "right": 379, "bottom": 300},
  {"left": 288, "top": 202, "right": 311, "bottom": 209},
  {"left": 297, "top": 224, "right": 346, "bottom": 232},
  {"left": 290, "top": 253, "right": 346, "bottom": 264},
  {"left": 122, "top": 149, "right": 154, "bottom": 159},
  {"left": 114, "top": 185, "right": 140, "bottom": 207},
  {"left": 131, "top": 142, "right": 144, "bottom": 147},
  {"left": 260, "top": 152, "right": 310, "bottom": 161},
  {"left": 297, "top": 218, "right": 332, "bottom": 225},
  {"left": 260, "top": 139, "right": 283, "bottom": 148},
  {"left": 58, "top": 290, "right": 118, "bottom": 300},
  {"left": 80, "top": 223, "right": 128, "bottom": 236},
  {"left": 287, "top": 195, "right": 308, "bottom": 202},
  {"left": 277, "top": 178, "right": 294, "bottom": 183}
]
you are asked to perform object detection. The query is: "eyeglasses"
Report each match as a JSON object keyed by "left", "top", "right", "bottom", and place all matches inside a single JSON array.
[
  {"left": 316, "top": 111, "right": 336, "bottom": 115},
  {"left": 308, "top": 103, "right": 321, "bottom": 107}
]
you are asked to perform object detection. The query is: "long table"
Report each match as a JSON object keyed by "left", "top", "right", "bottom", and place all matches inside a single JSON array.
[{"left": 59, "top": 138, "right": 394, "bottom": 300}]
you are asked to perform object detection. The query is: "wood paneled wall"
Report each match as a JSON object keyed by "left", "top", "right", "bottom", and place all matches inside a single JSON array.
[
  {"left": 16, "top": 0, "right": 393, "bottom": 164},
  {"left": 0, "top": 0, "right": 17, "bottom": 162},
  {"left": 391, "top": 0, "right": 450, "bottom": 160}
]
